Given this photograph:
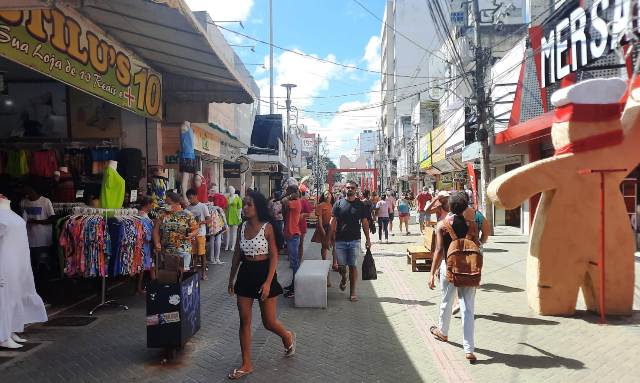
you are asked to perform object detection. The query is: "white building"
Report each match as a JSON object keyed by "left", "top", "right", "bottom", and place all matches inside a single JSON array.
[
  {"left": 380, "top": 0, "right": 439, "bottom": 191},
  {"left": 357, "top": 129, "right": 376, "bottom": 168}
]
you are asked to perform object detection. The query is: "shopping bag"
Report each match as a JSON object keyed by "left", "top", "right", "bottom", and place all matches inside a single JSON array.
[{"left": 361, "top": 248, "right": 377, "bottom": 280}]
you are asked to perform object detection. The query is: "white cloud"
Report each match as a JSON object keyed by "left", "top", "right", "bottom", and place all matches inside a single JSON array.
[
  {"left": 256, "top": 50, "right": 341, "bottom": 111},
  {"left": 363, "top": 35, "right": 381, "bottom": 72},
  {"left": 185, "top": 0, "right": 255, "bottom": 22}
]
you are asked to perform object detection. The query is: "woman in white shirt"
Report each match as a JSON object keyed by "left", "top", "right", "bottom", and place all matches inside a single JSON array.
[{"left": 375, "top": 195, "right": 392, "bottom": 243}]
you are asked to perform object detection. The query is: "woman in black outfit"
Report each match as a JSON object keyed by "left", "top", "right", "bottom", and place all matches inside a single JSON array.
[{"left": 227, "top": 191, "right": 295, "bottom": 380}]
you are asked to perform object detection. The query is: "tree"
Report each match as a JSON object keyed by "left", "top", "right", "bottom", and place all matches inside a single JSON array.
[{"left": 322, "top": 155, "right": 343, "bottom": 183}]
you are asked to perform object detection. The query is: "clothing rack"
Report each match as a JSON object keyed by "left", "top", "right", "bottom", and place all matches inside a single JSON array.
[
  {"left": 53, "top": 202, "right": 85, "bottom": 215},
  {"left": 74, "top": 207, "right": 137, "bottom": 316}
]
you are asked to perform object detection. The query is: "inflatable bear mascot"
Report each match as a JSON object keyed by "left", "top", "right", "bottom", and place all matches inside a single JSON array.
[{"left": 488, "top": 77, "right": 638, "bottom": 316}]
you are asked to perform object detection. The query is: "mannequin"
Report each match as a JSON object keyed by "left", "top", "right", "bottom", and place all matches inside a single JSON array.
[
  {"left": 193, "top": 171, "right": 208, "bottom": 203},
  {"left": 100, "top": 160, "right": 125, "bottom": 208},
  {"left": 0, "top": 195, "right": 48, "bottom": 349},
  {"left": 225, "top": 186, "right": 242, "bottom": 251},
  {"left": 53, "top": 166, "right": 75, "bottom": 202},
  {"left": 150, "top": 166, "right": 168, "bottom": 207}
]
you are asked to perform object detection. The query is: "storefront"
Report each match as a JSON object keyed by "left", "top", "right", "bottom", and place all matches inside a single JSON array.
[
  {"left": 0, "top": 1, "right": 255, "bottom": 305},
  {"left": 491, "top": 0, "right": 639, "bottom": 240}
]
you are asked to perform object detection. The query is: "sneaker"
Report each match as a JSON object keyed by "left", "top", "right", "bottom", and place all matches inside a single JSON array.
[
  {"left": 284, "top": 290, "right": 295, "bottom": 298},
  {"left": 217, "top": 260, "right": 225, "bottom": 264}
]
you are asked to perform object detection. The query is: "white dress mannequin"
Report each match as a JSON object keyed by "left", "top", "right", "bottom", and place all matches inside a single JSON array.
[{"left": 0, "top": 196, "right": 47, "bottom": 349}]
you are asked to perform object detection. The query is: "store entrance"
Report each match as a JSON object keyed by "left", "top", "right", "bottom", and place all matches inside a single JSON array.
[{"left": 504, "top": 163, "right": 522, "bottom": 228}]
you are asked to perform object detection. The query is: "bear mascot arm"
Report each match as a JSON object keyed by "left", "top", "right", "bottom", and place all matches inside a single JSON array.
[{"left": 488, "top": 157, "right": 564, "bottom": 210}]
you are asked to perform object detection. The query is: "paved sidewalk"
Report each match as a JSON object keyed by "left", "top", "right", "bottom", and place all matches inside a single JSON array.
[{"left": 2, "top": 222, "right": 639, "bottom": 382}]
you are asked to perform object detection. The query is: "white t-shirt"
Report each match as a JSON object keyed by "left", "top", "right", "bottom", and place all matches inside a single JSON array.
[
  {"left": 186, "top": 202, "right": 210, "bottom": 237},
  {"left": 375, "top": 200, "right": 390, "bottom": 218},
  {"left": 21, "top": 196, "right": 55, "bottom": 247},
  {"left": 386, "top": 196, "right": 396, "bottom": 212}
]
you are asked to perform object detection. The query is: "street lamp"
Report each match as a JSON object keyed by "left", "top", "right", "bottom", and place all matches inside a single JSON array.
[{"left": 281, "top": 83, "right": 297, "bottom": 175}]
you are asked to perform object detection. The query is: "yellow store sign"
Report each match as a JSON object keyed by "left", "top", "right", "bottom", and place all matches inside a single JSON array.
[
  {"left": 0, "top": 6, "right": 162, "bottom": 120},
  {"left": 192, "top": 124, "right": 221, "bottom": 157},
  {"left": 431, "top": 125, "right": 446, "bottom": 164}
]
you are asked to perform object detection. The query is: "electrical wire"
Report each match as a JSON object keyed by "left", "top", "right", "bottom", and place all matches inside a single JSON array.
[
  {"left": 351, "top": 0, "right": 449, "bottom": 64},
  {"left": 214, "top": 22, "right": 449, "bottom": 79}
]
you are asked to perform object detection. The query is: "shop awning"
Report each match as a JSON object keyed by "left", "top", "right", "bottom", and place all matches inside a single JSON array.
[
  {"left": 76, "top": 0, "right": 255, "bottom": 104},
  {"left": 494, "top": 112, "right": 553, "bottom": 145}
]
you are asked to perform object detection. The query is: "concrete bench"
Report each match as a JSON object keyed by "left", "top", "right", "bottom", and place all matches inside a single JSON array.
[{"left": 294, "top": 260, "right": 332, "bottom": 308}]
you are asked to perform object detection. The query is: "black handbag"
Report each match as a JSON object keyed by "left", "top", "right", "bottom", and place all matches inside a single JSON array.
[{"left": 361, "top": 248, "right": 377, "bottom": 280}]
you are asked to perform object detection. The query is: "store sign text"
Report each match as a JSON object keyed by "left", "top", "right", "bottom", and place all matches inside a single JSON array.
[
  {"left": 0, "top": 7, "right": 162, "bottom": 119},
  {"left": 540, "top": 0, "right": 631, "bottom": 88}
]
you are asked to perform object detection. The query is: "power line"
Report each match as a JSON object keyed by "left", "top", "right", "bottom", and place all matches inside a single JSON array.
[
  {"left": 351, "top": 0, "right": 449, "bottom": 64},
  {"left": 214, "top": 22, "right": 447, "bottom": 79}
]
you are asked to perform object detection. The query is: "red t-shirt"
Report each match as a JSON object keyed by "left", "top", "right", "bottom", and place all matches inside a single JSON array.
[
  {"left": 416, "top": 192, "right": 432, "bottom": 211},
  {"left": 285, "top": 199, "right": 302, "bottom": 238},
  {"left": 298, "top": 198, "right": 313, "bottom": 234}
]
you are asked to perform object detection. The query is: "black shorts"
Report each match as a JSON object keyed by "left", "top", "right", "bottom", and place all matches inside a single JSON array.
[
  {"left": 389, "top": 213, "right": 395, "bottom": 221},
  {"left": 234, "top": 259, "right": 283, "bottom": 299}
]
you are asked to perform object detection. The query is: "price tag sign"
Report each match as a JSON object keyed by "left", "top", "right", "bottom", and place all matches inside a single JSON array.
[
  {"left": 76, "top": 190, "right": 84, "bottom": 199},
  {"left": 130, "top": 190, "right": 138, "bottom": 203}
]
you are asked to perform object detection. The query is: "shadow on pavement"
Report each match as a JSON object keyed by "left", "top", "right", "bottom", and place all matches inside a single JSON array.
[
  {"left": 480, "top": 283, "right": 524, "bottom": 293},
  {"left": 377, "top": 297, "right": 435, "bottom": 307},
  {"left": 481, "top": 248, "right": 509, "bottom": 253},
  {"left": 449, "top": 342, "right": 585, "bottom": 369},
  {"left": 573, "top": 310, "right": 640, "bottom": 325},
  {"left": 475, "top": 313, "right": 559, "bottom": 326}
]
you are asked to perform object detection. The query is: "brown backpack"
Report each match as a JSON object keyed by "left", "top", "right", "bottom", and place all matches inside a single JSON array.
[{"left": 443, "top": 220, "right": 482, "bottom": 287}]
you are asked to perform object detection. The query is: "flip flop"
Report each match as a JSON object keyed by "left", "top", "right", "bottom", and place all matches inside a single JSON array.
[
  {"left": 285, "top": 332, "right": 296, "bottom": 357},
  {"left": 465, "top": 353, "right": 477, "bottom": 364},
  {"left": 228, "top": 368, "right": 252, "bottom": 380},
  {"left": 339, "top": 281, "right": 347, "bottom": 291},
  {"left": 429, "top": 326, "right": 448, "bottom": 342},
  {"left": 350, "top": 296, "right": 359, "bottom": 302}
]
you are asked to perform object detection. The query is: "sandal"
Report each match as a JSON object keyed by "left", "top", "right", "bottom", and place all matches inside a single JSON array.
[
  {"left": 228, "top": 368, "right": 253, "bottom": 380},
  {"left": 339, "top": 280, "right": 347, "bottom": 291},
  {"left": 350, "top": 296, "right": 358, "bottom": 302},
  {"left": 429, "top": 326, "right": 448, "bottom": 342},
  {"left": 284, "top": 331, "right": 296, "bottom": 357},
  {"left": 465, "top": 353, "right": 477, "bottom": 364}
]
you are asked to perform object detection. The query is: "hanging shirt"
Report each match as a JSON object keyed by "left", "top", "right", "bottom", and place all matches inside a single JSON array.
[
  {"left": 180, "top": 124, "right": 195, "bottom": 160},
  {"left": 212, "top": 193, "right": 228, "bottom": 209},
  {"left": 100, "top": 166, "right": 125, "bottom": 209},
  {"left": 20, "top": 196, "right": 55, "bottom": 248},
  {"left": 6, "top": 150, "right": 29, "bottom": 178},
  {"left": 195, "top": 177, "right": 208, "bottom": 203}
]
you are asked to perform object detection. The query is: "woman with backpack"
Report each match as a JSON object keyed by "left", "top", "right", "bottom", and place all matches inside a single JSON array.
[{"left": 428, "top": 192, "right": 481, "bottom": 363}]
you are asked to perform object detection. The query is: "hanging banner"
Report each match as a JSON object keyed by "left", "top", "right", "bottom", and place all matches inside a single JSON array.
[
  {"left": 223, "top": 162, "right": 240, "bottom": 179},
  {"left": 419, "top": 132, "right": 431, "bottom": 169},
  {"left": 467, "top": 162, "right": 478, "bottom": 210},
  {"left": 192, "top": 124, "right": 221, "bottom": 158},
  {"left": 431, "top": 125, "right": 446, "bottom": 163},
  {"left": 0, "top": 7, "right": 162, "bottom": 120}
]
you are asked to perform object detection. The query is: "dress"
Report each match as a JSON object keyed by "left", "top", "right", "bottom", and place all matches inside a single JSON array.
[
  {"left": 226, "top": 195, "right": 243, "bottom": 226},
  {"left": 0, "top": 208, "right": 48, "bottom": 342},
  {"left": 100, "top": 167, "right": 125, "bottom": 209},
  {"left": 311, "top": 202, "right": 333, "bottom": 246}
]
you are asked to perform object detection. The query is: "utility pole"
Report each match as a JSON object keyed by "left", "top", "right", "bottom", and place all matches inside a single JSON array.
[
  {"left": 281, "top": 83, "right": 296, "bottom": 176},
  {"left": 269, "top": 0, "right": 274, "bottom": 114},
  {"left": 472, "top": 0, "right": 493, "bottom": 224}
]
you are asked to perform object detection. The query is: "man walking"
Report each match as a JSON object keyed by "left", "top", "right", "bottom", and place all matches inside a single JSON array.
[
  {"left": 416, "top": 186, "right": 432, "bottom": 231},
  {"left": 330, "top": 180, "right": 371, "bottom": 302},
  {"left": 385, "top": 190, "right": 396, "bottom": 234}
]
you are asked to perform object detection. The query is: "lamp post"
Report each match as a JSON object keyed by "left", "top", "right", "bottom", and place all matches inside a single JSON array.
[{"left": 281, "top": 83, "right": 297, "bottom": 175}]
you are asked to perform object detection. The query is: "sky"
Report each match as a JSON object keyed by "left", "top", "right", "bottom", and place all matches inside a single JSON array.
[{"left": 184, "top": 0, "right": 387, "bottom": 163}]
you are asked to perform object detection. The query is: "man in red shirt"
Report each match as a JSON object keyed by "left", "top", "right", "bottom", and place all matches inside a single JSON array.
[{"left": 416, "top": 186, "right": 432, "bottom": 231}]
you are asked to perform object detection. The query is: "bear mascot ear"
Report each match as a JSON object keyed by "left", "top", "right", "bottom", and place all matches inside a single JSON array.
[{"left": 488, "top": 78, "right": 635, "bottom": 317}]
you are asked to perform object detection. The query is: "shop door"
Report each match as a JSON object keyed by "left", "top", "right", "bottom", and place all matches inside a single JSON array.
[{"left": 504, "top": 163, "right": 521, "bottom": 228}]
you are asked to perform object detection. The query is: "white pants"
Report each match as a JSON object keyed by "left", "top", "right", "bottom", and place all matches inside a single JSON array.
[
  {"left": 209, "top": 235, "right": 222, "bottom": 262},
  {"left": 438, "top": 262, "right": 476, "bottom": 353},
  {"left": 226, "top": 225, "right": 238, "bottom": 250}
]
